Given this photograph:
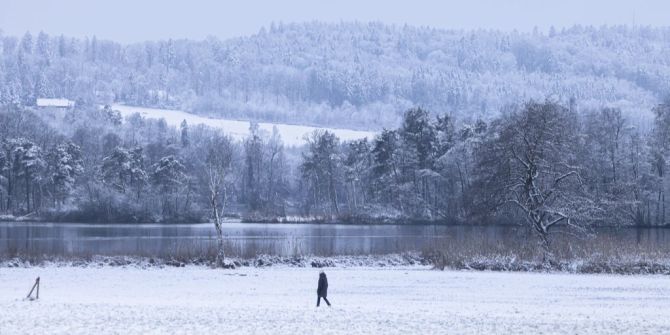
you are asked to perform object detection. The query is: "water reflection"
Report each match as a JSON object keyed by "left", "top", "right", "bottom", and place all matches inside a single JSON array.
[{"left": 1, "top": 222, "right": 669, "bottom": 258}]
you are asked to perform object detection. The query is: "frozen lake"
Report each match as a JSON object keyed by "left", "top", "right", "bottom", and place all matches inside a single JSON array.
[{"left": 1, "top": 222, "right": 670, "bottom": 258}]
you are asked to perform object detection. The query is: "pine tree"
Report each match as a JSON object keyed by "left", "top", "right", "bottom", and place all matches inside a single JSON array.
[
  {"left": 180, "top": 120, "right": 190, "bottom": 147},
  {"left": 50, "top": 142, "right": 83, "bottom": 206},
  {"left": 151, "top": 155, "right": 187, "bottom": 217},
  {"left": 10, "top": 138, "right": 45, "bottom": 213},
  {"left": 243, "top": 122, "right": 263, "bottom": 211}
]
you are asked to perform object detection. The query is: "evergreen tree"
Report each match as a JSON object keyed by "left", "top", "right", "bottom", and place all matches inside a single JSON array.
[
  {"left": 50, "top": 141, "right": 83, "bottom": 206},
  {"left": 180, "top": 119, "right": 190, "bottom": 147}
]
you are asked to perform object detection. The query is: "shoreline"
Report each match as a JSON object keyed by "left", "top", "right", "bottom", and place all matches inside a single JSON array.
[
  {"left": 2, "top": 216, "right": 670, "bottom": 228},
  {"left": 3, "top": 253, "right": 670, "bottom": 276}
]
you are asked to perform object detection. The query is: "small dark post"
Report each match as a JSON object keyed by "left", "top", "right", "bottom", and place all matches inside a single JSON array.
[{"left": 26, "top": 277, "right": 40, "bottom": 300}]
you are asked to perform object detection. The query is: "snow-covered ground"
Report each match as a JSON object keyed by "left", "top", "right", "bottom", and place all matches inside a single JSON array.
[
  {"left": 112, "top": 105, "right": 377, "bottom": 146},
  {"left": 1, "top": 267, "right": 669, "bottom": 334}
]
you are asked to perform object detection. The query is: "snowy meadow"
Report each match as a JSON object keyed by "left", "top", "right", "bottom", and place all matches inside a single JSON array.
[
  {"left": 2, "top": 266, "right": 670, "bottom": 334},
  {"left": 111, "top": 104, "right": 376, "bottom": 146}
]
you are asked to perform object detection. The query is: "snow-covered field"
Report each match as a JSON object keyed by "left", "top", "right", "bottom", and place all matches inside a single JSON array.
[
  {"left": 1, "top": 267, "right": 669, "bottom": 334},
  {"left": 112, "top": 105, "right": 377, "bottom": 146}
]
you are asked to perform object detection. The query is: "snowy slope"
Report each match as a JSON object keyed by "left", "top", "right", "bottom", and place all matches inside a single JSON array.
[
  {"left": 112, "top": 105, "right": 377, "bottom": 146},
  {"left": 2, "top": 266, "right": 669, "bottom": 334}
]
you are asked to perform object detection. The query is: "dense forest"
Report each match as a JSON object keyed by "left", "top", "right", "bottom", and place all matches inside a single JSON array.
[
  {"left": 1, "top": 23, "right": 669, "bottom": 129},
  {"left": 1, "top": 97, "right": 670, "bottom": 242}
]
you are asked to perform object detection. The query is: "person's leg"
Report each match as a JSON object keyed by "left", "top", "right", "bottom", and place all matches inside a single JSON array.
[
  {"left": 317, "top": 296, "right": 321, "bottom": 307},
  {"left": 323, "top": 297, "right": 331, "bottom": 306}
]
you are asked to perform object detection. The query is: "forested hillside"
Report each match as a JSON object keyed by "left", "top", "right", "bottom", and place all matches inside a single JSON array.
[{"left": 1, "top": 22, "right": 669, "bottom": 129}]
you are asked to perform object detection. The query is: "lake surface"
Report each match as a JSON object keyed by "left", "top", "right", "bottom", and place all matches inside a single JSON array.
[{"left": 1, "top": 222, "right": 669, "bottom": 258}]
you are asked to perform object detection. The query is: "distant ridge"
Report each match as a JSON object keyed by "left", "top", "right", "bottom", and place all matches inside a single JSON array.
[{"left": 1, "top": 22, "right": 668, "bottom": 128}]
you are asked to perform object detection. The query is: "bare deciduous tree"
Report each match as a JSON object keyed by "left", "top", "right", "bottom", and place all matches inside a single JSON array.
[
  {"left": 476, "top": 101, "right": 602, "bottom": 257},
  {"left": 205, "top": 134, "right": 234, "bottom": 267}
]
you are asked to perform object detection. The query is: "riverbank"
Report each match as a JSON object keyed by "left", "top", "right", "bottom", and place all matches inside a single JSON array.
[
  {"left": 3, "top": 253, "right": 670, "bottom": 275},
  {"left": 240, "top": 214, "right": 458, "bottom": 225},
  {"left": 2, "top": 266, "right": 669, "bottom": 334},
  {"left": 7, "top": 216, "right": 670, "bottom": 229},
  {"left": 5, "top": 213, "right": 670, "bottom": 227},
  {"left": 0, "top": 214, "right": 451, "bottom": 225},
  {"left": 0, "top": 253, "right": 429, "bottom": 269}
]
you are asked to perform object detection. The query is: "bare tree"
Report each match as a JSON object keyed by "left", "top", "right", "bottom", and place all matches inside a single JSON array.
[
  {"left": 205, "top": 134, "right": 234, "bottom": 267},
  {"left": 265, "top": 126, "right": 285, "bottom": 215},
  {"left": 651, "top": 100, "right": 670, "bottom": 225},
  {"left": 476, "top": 101, "right": 601, "bottom": 256},
  {"left": 301, "top": 130, "right": 342, "bottom": 217}
]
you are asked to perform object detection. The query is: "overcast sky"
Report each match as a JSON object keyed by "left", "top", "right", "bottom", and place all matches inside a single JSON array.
[{"left": 1, "top": 0, "right": 667, "bottom": 43}]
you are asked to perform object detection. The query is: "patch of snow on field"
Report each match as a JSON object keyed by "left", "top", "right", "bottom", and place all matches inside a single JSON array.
[
  {"left": 1, "top": 267, "right": 670, "bottom": 334},
  {"left": 112, "top": 105, "right": 376, "bottom": 146}
]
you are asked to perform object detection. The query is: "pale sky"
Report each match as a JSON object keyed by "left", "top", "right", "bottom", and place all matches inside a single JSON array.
[{"left": 0, "top": 0, "right": 667, "bottom": 42}]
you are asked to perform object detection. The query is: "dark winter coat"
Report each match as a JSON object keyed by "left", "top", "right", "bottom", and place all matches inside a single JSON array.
[{"left": 317, "top": 272, "right": 328, "bottom": 297}]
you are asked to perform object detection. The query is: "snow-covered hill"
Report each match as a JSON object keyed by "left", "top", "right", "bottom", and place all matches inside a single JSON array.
[
  {"left": 113, "top": 105, "right": 376, "bottom": 146},
  {"left": 3, "top": 24, "right": 668, "bottom": 129}
]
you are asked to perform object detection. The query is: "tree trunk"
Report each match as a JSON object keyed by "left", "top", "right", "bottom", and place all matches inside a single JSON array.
[
  {"left": 352, "top": 181, "right": 357, "bottom": 210},
  {"left": 6, "top": 172, "right": 12, "bottom": 212},
  {"left": 540, "top": 232, "right": 552, "bottom": 263},
  {"left": 534, "top": 223, "right": 552, "bottom": 263},
  {"left": 663, "top": 191, "right": 666, "bottom": 226},
  {"left": 267, "top": 154, "right": 275, "bottom": 215},
  {"left": 657, "top": 189, "right": 662, "bottom": 226},
  {"left": 327, "top": 162, "right": 339, "bottom": 216},
  {"left": 25, "top": 174, "right": 30, "bottom": 213},
  {"left": 211, "top": 192, "right": 225, "bottom": 267}
]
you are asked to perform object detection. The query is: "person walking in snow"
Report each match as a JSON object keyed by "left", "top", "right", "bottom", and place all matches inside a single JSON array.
[{"left": 316, "top": 271, "right": 331, "bottom": 307}]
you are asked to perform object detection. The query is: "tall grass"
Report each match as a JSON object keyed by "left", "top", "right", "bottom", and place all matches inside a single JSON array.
[{"left": 426, "top": 229, "right": 670, "bottom": 273}]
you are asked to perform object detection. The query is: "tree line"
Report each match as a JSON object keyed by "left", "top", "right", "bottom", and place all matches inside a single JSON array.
[
  {"left": 1, "top": 99, "right": 670, "bottom": 246},
  {"left": 0, "top": 103, "right": 290, "bottom": 223}
]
